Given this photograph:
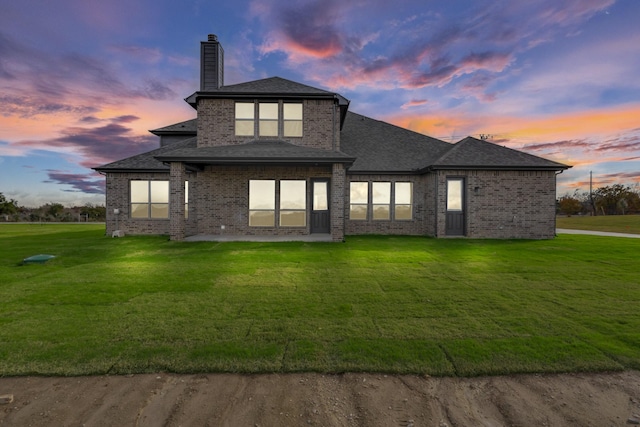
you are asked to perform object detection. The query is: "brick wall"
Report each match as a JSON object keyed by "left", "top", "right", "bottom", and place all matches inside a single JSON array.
[
  {"left": 105, "top": 172, "right": 172, "bottom": 236},
  {"left": 435, "top": 169, "right": 558, "bottom": 239},
  {"left": 191, "top": 164, "right": 335, "bottom": 237},
  {"left": 344, "top": 174, "right": 434, "bottom": 236},
  {"left": 196, "top": 99, "right": 337, "bottom": 150}
]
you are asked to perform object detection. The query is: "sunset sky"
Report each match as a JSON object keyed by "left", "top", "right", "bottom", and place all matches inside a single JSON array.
[{"left": 1, "top": 0, "right": 639, "bottom": 207}]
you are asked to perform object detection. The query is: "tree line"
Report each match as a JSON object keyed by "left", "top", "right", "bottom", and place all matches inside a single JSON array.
[
  {"left": 0, "top": 193, "right": 106, "bottom": 222},
  {"left": 557, "top": 184, "right": 640, "bottom": 216}
]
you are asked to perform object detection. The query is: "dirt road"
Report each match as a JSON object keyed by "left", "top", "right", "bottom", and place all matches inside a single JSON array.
[{"left": 1, "top": 371, "right": 639, "bottom": 426}]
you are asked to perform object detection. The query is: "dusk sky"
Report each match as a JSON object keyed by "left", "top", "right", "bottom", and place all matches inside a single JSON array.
[{"left": 1, "top": 0, "right": 639, "bottom": 207}]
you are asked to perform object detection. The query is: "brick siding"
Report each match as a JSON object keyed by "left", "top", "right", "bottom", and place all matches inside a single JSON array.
[
  {"left": 196, "top": 99, "right": 338, "bottom": 150},
  {"left": 344, "top": 175, "right": 435, "bottom": 236},
  {"left": 435, "top": 170, "right": 558, "bottom": 239}
]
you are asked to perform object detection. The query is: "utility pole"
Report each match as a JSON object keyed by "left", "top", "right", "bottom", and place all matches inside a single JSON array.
[{"left": 589, "top": 171, "right": 596, "bottom": 216}]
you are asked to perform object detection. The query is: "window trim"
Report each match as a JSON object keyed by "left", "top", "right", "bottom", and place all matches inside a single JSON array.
[
  {"left": 372, "top": 182, "right": 391, "bottom": 221},
  {"left": 235, "top": 101, "right": 304, "bottom": 138},
  {"left": 349, "top": 181, "right": 369, "bottom": 220},
  {"left": 394, "top": 182, "right": 413, "bottom": 221},
  {"left": 279, "top": 180, "right": 307, "bottom": 227},
  {"left": 130, "top": 180, "right": 169, "bottom": 219}
]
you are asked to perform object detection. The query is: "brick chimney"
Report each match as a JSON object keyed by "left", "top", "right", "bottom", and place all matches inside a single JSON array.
[{"left": 200, "top": 34, "right": 224, "bottom": 91}]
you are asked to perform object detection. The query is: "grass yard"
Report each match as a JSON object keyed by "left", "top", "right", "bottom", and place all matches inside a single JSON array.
[
  {"left": 1, "top": 223, "right": 639, "bottom": 377},
  {"left": 557, "top": 214, "right": 640, "bottom": 234}
]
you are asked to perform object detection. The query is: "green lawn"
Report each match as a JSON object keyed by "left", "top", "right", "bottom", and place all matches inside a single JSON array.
[
  {"left": 557, "top": 214, "right": 640, "bottom": 234},
  {"left": 1, "top": 223, "right": 639, "bottom": 377}
]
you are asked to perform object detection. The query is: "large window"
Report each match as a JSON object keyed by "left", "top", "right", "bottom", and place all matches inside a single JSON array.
[
  {"left": 349, "top": 181, "right": 414, "bottom": 222},
  {"left": 235, "top": 102, "right": 254, "bottom": 136},
  {"left": 235, "top": 101, "right": 303, "bottom": 137},
  {"left": 394, "top": 182, "right": 413, "bottom": 220},
  {"left": 259, "top": 103, "right": 279, "bottom": 136},
  {"left": 130, "top": 180, "right": 169, "bottom": 219},
  {"left": 283, "top": 103, "right": 303, "bottom": 137},
  {"left": 372, "top": 182, "right": 391, "bottom": 220},
  {"left": 249, "top": 180, "right": 275, "bottom": 226},
  {"left": 280, "top": 180, "right": 306, "bottom": 226},
  {"left": 349, "top": 182, "right": 368, "bottom": 220}
]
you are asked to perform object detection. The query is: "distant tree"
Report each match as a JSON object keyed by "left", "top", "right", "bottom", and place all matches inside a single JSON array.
[
  {"left": 0, "top": 193, "right": 19, "bottom": 221},
  {"left": 80, "top": 203, "right": 106, "bottom": 221},
  {"left": 558, "top": 195, "right": 584, "bottom": 216},
  {"left": 43, "top": 203, "right": 64, "bottom": 220},
  {"left": 593, "top": 184, "right": 638, "bottom": 215}
]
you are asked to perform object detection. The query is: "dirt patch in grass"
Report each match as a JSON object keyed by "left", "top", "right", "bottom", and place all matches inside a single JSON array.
[{"left": 1, "top": 371, "right": 639, "bottom": 426}]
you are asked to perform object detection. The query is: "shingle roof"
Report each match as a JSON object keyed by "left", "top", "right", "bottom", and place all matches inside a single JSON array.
[
  {"left": 155, "top": 140, "right": 354, "bottom": 165},
  {"left": 93, "top": 137, "right": 197, "bottom": 172},
  {"left": 95, "top": 114, "right": 569, "bottom": 174},
  {"left": 202, "top": 76, "right": 335, "bottom": 95},
  {"left": 340, "top": 112, "right": 453, "bottom": 173},
  {"left": 431, "top": 136, "right": 570, "bottom": 170},
  {"left": 150, "top": 119, "right": 197, "bottom": 135}
]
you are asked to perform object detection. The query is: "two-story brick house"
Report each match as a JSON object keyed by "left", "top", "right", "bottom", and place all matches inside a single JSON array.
[{"left": 95, "top": 35, "right": 570, "bottom": 241}]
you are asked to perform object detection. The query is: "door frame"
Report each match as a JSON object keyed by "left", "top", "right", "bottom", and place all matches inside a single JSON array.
[
  {"left": 310, "top": 178, "right": 330, "bottom": 233},
  {"left": 445, "top": 177, "right": 466, "bottom": 236}
]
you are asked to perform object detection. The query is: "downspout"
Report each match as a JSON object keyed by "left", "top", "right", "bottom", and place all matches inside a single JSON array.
[
  {"left": 434, "top": 170, "right": 439, "bottom": 237},
  {"left": 332, "top": 98, "right": 336, "bottom": 151},
  {"left": 554, "top": 169, "right": 564, "bottom": 235}
]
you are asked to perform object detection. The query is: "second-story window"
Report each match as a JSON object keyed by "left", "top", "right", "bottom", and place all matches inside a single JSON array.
[
  {"left": 259, "top": 103, "right": 279, "bottom": 136},
  {"left": 235, "top": 102, "right": 254, "bottom": 136},
  {"left": 235, "top": 101, "right": 303, "bottom": 138},
  {"left": 283, "top": 103, "right": 303, "bottom": 137}
]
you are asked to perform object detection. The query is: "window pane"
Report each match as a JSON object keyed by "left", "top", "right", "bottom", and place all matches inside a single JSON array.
[
  {"left": 373, "top": 205, "right": 390, "bottom": 220},
  {"left": 280, "top": 180, "right": 306, "bottom": 209},
  {"left": 447, "top": 179, "right": 463, "bottom": 211},
  {"left": 350, "top": 205, "right": 367, "bottom": 220},
  {"left": 150, "top": 203, "right": 168, "bottom": 218},
  {"left": 372, "top": 182, "right": 390, "bottom": 203},
  {"left": 395, "top": 205, "right": 412, "bottom": 220},
  {"left": 280, "top": 211, "right": 306, "bottom": 227},
  {"left": 235, "top": 102, "right": 254, "bottom": 119},
  {"left": 249, "top": 211, "right": 274, "bottom": 226},
  {"left": 259, "top": 103, "right": 278, "bottom": 119},
  {"left": 150, "top": 181, "right": 169, "bottom": 203},
  {"left": 350, "top": 182, "right": 368, "bottom": 204},
  {"left": 236, "top": 120, "right": 254, "bottom": 136},
  {"left": 249, "top": 180, "right": 275, "bottom": 209},
  {"left": 395, "top": 182, "right": 412, "bottom": 204},
  {"left": 185, "top": 181, "right": 189, "bottom": 219},
  {"left": 284, "top": 120, "right": 303, "bottom": 137},
  {"left": 259, "top": 120, "right": 278, "bottom": 136},
  {"left": 131, "top": 203, "right": 148, "bottom": 218},
  {"left": 130, "top": 181, "right": 148, "bottom": 203},
  {"left": 313, "top": 181, "right": 328, "bottom": 210},
  {"left": 283, "top": 103, "right": 302, "bottom": 120}
]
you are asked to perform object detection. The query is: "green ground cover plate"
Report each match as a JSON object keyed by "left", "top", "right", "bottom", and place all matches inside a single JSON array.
[{"left": 22, "top": 254, "right": 56, "bottom": 265}]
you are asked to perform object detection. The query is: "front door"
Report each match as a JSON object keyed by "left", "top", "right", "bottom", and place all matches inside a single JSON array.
[
  {"left": 445, "top": 178, "right": 465, "bottom": 236},
  {"left": 311, "top": 179, "right": 330, "bottom": 233}
]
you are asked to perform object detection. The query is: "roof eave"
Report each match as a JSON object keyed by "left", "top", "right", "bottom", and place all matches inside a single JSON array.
[
  {"left": 154, "top": 156, "right": 355, "bottom": 165},
  {"left": 185, "top": 91, "right": 338, "bottom": 107},
  {"left": 92, "top": 167, "right": 169, "bottom": 173},
  {"left": 427, "top": 165, "right": 571, "bottom": 171}
]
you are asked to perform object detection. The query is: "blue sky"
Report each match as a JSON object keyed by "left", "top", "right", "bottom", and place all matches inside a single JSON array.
[{"left": 1, "top": 0, "right": 639, "bottom": 206}]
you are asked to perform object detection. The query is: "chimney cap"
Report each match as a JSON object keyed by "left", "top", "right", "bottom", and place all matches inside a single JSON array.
[{"left": 208, "top": 34, "right": 218, "bottom": 42}]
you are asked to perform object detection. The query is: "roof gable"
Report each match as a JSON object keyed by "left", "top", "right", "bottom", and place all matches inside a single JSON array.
[
  {"left": 432, "top": 136, "right": 570, "bottom": 170},
  {"left": 212, "top": 76, "right": 336, "bottom": 95},
  {"left": 340, "top": 112, "right": 452, "bottom": 173},
  {"left": 150, "top": 119, "right": 197, "bottom": 135},
  {"left": 93, "top": 137, "right": 197, "bottom": 172}
]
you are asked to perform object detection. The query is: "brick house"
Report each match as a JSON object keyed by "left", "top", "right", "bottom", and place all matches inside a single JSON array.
[{"left": 94, "top": 35, "right": 570, "bottom": 241}]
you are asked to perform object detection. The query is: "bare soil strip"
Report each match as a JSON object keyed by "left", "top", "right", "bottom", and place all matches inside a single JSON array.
[{"left": 1, "top": 371, "right": 640, "bottom": 426}]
